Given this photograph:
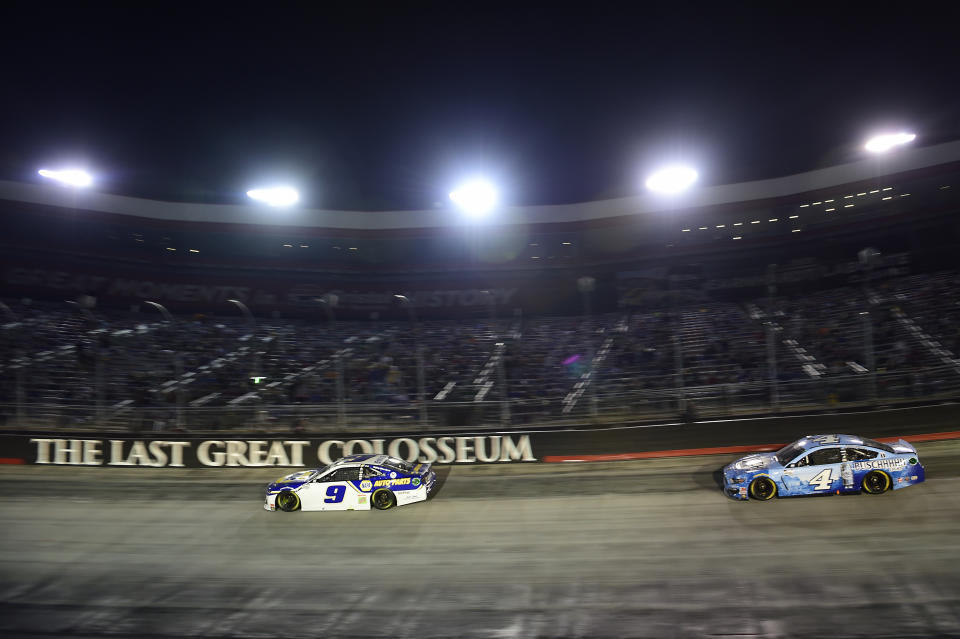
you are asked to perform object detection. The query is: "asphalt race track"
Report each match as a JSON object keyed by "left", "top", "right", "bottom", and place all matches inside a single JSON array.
[{"left": 2, "top": 441, "right": 960, "bottom": 638}]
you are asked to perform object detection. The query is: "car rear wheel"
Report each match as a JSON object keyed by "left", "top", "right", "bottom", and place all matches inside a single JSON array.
[
  {"left": 749, "top": 476, "right": 777, "bottom": 501},
  {"left": 371, "top": 489, "right": 396, "bottom": 510},
  {"left": 862, "top": 470, "right": 891, "bottom": 494},
  {"left": 276, "top": 490, "right": 300, "bottom": 512}
]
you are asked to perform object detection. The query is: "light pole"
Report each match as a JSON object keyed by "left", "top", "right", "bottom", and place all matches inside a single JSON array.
[
  {"left": 3, "top": 303, "right": 26, "bottom": 424},
  {"left": 14, "top": 358, "right": 26, "bottom": 426},
  {"left": 145, "top": 301, "right": 184, "bottom": 430},
  {"left": 0, "top": 303, "right": 24, "bottom": 422},
  {"left": 765, "top": 264, "right": 780, "bottom": 411},
  {"left": 66, "top": 299, "right": 104, "bottom": 422},
  {"left": 227, "top": 298, "right": 260, "bottom": 382},
  {"left": 395, "top": 295, "right": 428, "bottom": 425},
  {"left": 668, "top": 274, "right": 685, "bottom": 414},
  {"left": 482, "top": 290, "right": 511, "bottom": 427},
  {"left": 576, "top": 277, "right": 599, "bottom": 418},
  {"left": 316, "top": 295, "right": 346, "bottom": 428},
  {"left": 859, "top": 248, "right": 881, "bottom": 403}
]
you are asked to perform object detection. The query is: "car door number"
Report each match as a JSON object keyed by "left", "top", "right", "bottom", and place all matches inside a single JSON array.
[
  {"left": 808, "top": 469, "right": 833, "bottom": 490},
  {"left": 324, "top": 485, "right": 346, "bottom": 503}
]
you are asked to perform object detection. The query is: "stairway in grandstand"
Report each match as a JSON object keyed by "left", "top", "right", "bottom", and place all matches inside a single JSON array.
[
  {"left": 425, "top": 319, "right": 501, "bottom": 404},
  {"left": 562, "top": 314, "right": 624, "bottom": 414},
  {"left": 469, "top": 314, "right": 522, "bottom": 403},
  {"left": 883, "top": 271, "right": 960, "bottom": 375},
  {"left": 746, "top": 302, "right": 827, "bottom": 378},
  {"left": 2, "top": 308, "right": 171, "bottom": 426},
  {"left": 677, "top": 304, "right": 766, "bottom": 385},
  {"left": 890, "top": 308, "right": 960, "bottom": 374}
]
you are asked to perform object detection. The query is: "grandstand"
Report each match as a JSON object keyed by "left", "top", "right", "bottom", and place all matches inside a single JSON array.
[{"left": 2, "top": 141, "right": 960, "bottom": 431}]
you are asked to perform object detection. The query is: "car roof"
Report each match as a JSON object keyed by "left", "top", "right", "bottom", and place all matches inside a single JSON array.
[
  {"left": 801, "top": 434, "right": 879, "bottom": 448},
  {"left": 333, "top": 454, "right": 393, "bottom": 467}
]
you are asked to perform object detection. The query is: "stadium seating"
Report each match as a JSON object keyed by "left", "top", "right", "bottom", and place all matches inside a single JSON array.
[{"left": 3, "top": 269, "right": 960, "bottom": 430}]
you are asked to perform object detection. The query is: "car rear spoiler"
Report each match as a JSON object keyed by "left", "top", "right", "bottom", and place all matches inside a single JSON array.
[{"left": 892, "top": 438, "right": 916, "bottom": 453}]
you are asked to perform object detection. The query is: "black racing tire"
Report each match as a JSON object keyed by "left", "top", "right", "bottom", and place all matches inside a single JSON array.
[
  {"left": 862, "top": 470, "right": 892, "bottom": 494},
  {"left": 749, "top": 476, "right": 777, "bottom": 501},
  {"left": 371, "top": 488, "right": 396, "bottom": 510},
  {"left": 276, "top": 490, "right": 301, "bottom": 512}
]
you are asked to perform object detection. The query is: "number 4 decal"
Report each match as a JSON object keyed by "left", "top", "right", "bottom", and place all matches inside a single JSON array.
[{"left": 809, "top": 469, "right": 833, "bottom": 490}]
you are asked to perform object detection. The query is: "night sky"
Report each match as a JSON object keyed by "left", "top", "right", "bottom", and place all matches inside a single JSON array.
[{"left": 1, "top": 2, "right": 958, "bottom": 211}]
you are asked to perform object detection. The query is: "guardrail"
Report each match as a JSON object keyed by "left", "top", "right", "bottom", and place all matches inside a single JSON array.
[{"left": 1, "top": 365, "right": 958, "bottom": 433}]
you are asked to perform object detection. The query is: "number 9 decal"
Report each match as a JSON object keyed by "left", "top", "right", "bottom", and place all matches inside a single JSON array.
[{"left": 325, "top": 485, "right": 346, "bottom": 503}]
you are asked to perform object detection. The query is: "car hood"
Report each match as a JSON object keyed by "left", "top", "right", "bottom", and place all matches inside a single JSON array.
[
  {"left": 267, "top": 469, "right": 318, "bottom": 491},
  {"left": 728, "top": 452, "right": 778, "bottom": 472}
]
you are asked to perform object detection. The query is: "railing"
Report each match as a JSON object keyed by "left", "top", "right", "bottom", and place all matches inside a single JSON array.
[{"left": 2, "top": 364, "right": 958, "bottom": 433}]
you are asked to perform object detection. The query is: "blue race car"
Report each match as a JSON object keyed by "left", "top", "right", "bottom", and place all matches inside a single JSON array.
[
  {"left": 723, "top": 434, "right": 924, "bottom": 501},
  {"left": 264, "top": 454, "right": 437, "bottom": 512}
]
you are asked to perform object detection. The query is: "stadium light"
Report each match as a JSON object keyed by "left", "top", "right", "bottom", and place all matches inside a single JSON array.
[
  {"left": 38, "top": 168, "right": 92, "bottom": 187},
  {"left": 864, "top": 132, "right": 916, "bottom": 154},
  {"left": 449, "top": 179, "right": 498, "bottom": 218},
  {"left": 246, "top": 186, "right": 299, "bottom": 207},
  {"left": 645, "top": 166, "right": 698, "bottom": 194}
]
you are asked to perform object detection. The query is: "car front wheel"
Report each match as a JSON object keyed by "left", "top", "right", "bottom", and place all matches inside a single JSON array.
[
  {"left": 276, "top": 491, "right": 301, "bottom": 512},
  {"left": 862, "top": 470, "right": 891, "bottom": 494},
  {"left": 749, "top": 476, "right": 777, "bottom": 501}
]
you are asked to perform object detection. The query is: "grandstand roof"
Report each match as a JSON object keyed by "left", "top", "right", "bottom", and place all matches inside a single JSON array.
[{"left": 1, "top": 140, "right": 958, "bottom": 231}]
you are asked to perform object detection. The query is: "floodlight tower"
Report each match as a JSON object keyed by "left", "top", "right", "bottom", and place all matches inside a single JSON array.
[
  {"left": 246, "top": 186, "right": 299, "bottom": 207},
  {"left": 863, "top": 131, "right": 916, "bottom": 203},
  {"left": 449, "top": 179, "right": 499, "bottom": 218},
  {"left": 39, "top": 168, "right": 93, "bottom": 212},
  {"left": 645, "top": 166, "right": 698, "bottom": 194},
  {"left": 38, "top": 168, "right": 93, "bottom": 187},
  {"left": 864, "top": 132, "right": 916, "bottom": 154},
  {"left": 449, "top": 177, "right": 499, "bottom": 265}
]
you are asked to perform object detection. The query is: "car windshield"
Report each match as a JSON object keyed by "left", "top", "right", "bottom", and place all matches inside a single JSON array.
[{"left": 775, "top": 440, "right": 809, "bottom": 465}]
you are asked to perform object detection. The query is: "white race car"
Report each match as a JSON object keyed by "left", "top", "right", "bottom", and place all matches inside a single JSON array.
[{"left": 264, "top": 454, "right": 437, "bottom": 512}]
